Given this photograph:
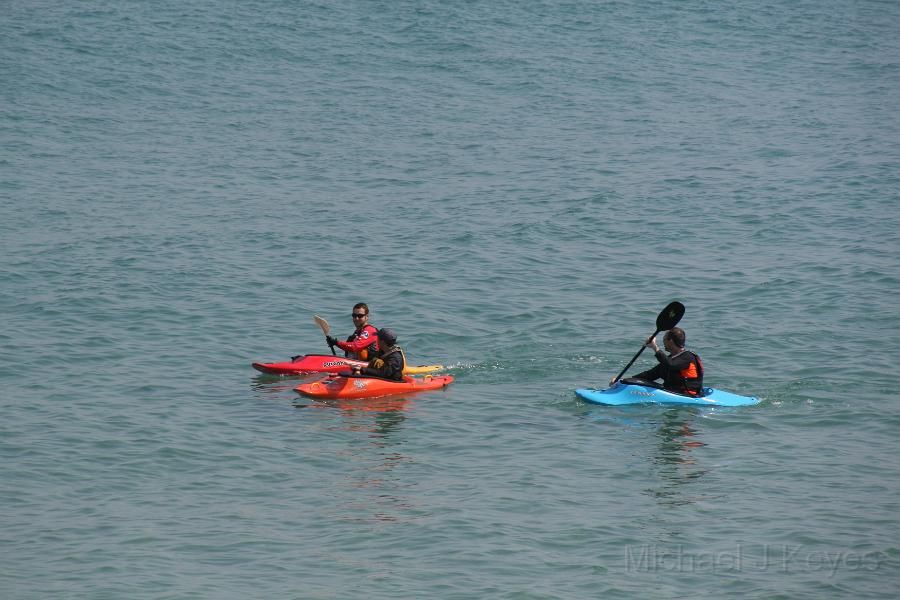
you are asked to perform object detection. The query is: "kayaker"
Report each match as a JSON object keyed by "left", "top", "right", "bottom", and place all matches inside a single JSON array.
[
  {"left": 325, "top": 302, "right": 379, "bottom": 361},
  {"left": 351, "top": 328, "right": 406, "bottom": 381},
  {"left": 627, "top": 327, "right": 704, "bottom": 396}
]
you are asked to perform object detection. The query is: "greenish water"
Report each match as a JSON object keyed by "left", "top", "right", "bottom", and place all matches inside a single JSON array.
[{"left": 2, "top": 1, "right": 899, "bottom": 598}]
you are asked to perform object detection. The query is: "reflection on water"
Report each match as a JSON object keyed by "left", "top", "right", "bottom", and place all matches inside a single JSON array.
[
  {"left": 253, "top": 372, "right": 425, "bottom": 525},
  {"left": 303, "top": 395, "right": 423, "bottom": 525},
  {"left": 579, "top": 404, "right": 711, "bottom": 507},
  {"left": 646, "top": 408, "right": 711, "bottom": 507}
]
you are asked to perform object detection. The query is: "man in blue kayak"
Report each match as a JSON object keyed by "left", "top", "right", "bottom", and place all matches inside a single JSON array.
[
  {"left": 628, "top": 327, "right": 704, "bottom": 396},
  {"left": 351, "top": 328, "right": 406, "bottom": 381}
]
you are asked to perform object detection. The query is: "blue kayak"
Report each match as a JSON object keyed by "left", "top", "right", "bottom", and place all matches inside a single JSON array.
[{"left": 575, "top": 381, "right": 759, "bottom": 407}]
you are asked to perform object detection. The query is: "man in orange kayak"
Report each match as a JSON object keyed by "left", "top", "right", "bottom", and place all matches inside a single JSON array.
[
  {"left": 325, "top": 302, "right": 379, "bottom": 360},
  {"left": 351, "top": 328, "right": 406, "bottom": 381},
  {"left": 631, "top": 327, "right": 704, "bottom": 396}
]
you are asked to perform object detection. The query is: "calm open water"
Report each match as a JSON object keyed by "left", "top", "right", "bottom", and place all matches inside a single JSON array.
[{"left": 2, "top": 1, "right": 899, "bottom": 598}]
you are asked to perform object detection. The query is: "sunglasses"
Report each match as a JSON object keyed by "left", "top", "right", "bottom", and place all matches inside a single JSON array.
[{"left": 351, "top": 313, "right": 368, "bottom": 318}]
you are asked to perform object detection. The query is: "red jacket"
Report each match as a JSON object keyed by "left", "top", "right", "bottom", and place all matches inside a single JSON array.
[{"left": 335, "top": 324, "right": 379, "bottom": 360}]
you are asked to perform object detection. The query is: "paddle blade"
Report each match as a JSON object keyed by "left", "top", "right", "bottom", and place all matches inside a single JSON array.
[
  {"left": 611, "top": 301, "right": 686, "bottom": 385},
  {"left": 656, "top": 301, "right": 685, "bottom": 331},
  {"left": 313, "top": 314, "right": 330, "bottom": 335}
]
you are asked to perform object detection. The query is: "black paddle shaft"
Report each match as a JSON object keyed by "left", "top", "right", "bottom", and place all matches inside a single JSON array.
[{"left": 611, "top": 301, "right": 685, "bottom": 384}]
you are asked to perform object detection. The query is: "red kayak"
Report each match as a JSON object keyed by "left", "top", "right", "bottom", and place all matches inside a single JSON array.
[
  {"left": 295, "top": 374, "right": 454, "bottom": 400},
  {"left": 253, "top": 354, "right": 444, "bottom": 376}
]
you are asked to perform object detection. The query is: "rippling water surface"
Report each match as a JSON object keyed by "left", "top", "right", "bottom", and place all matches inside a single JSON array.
[{"left": 2, "top": 1, "right": 899, "bottom": 598}]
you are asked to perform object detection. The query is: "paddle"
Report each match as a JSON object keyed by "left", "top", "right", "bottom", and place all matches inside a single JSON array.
[
  {"left": 314, "top": 314, "right": 336, "bottom": 356},
  {"left": 610, "top": 301, "right": 685, "bottom": 385}
]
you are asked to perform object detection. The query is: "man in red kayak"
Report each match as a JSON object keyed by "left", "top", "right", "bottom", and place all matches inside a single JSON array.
[
  {"left": 630, "top": 327, "right": 704, "bottom": 396},
  {"left": 325, "top": 302, "right": 379, "bottom": 361},
  {"left": 351, "top": 328, "right": 406, "bottom": 381}
]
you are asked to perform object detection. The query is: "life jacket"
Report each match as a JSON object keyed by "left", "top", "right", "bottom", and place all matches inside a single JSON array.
[
  {"left": 344, "top": 324, "right": 379, "bottom": 360},
  {"left": 369, "top": 345, "right": 406, "bottom": 371},
  {"left": 368, "top": 345, "right": 406, "bottom": 380},
  {"left": 678, "top": 351, "right": 704, "bottom": 396}
]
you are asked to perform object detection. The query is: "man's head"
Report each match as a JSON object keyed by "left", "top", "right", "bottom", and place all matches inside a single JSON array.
[
  {"left": 351, "top": 303, "right": 369, "bottom": 328},
  {"left": 377, "top": 328, "right": 397, "bottom": 347},
  {"left": 664, "top": 327, "right": 686, "bottom": 351}
]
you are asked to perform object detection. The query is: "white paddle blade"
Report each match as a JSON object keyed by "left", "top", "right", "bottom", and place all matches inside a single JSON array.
[{"left": 313, "top": 315, "right": 330, "bottom": 335}]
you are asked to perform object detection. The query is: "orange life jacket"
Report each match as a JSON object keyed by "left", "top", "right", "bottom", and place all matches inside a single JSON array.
[{"left": 679, "top": 353, "right": 704, "bottom": 396}]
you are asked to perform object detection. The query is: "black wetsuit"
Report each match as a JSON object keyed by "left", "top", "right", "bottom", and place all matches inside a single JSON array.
[
  {"left": 359, "top": 345, "right": 405, "bottom": 381},
  {"left": 634, "top": 349, "right": 703, "bottom": 396}
]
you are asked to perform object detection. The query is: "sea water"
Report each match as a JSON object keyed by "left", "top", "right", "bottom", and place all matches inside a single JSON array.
[{"left": 2, "top": 1, "right": 899, "bottom": 598}]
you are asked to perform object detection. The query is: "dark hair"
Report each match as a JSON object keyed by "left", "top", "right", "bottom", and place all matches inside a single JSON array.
[
  {"left": 666, "top": 327, "right": 686, "bottom": 347},
  {"left": 352, "top": 302, "right": 369, "bottom": 315}
]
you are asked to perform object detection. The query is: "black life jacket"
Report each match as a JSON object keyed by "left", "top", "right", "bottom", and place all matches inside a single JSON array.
[
  {"left": 369, "top": 345, "right": 406, "bottom": 371},
  {"left": 677, "top": 351, "right": 704, "bottom": 396}
]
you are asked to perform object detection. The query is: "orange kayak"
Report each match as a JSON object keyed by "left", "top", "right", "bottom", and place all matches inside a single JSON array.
[{"left": 295, "top": 374, "right": 454, "bottom": 400}]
